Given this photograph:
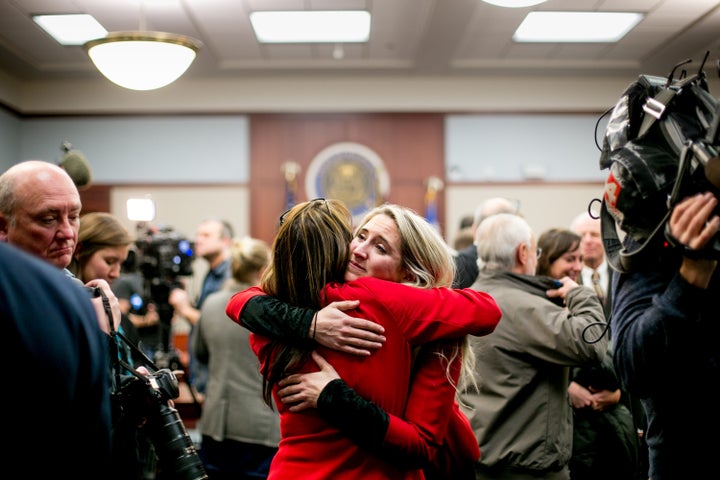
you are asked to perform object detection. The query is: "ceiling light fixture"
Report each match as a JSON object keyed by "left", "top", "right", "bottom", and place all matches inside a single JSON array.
[
  {"left": 250, "top": 10, "right": 371, "bottom": 43},
  {"left": 481, "top": 0, "right": 548, "bottom": 7},
  {"left": 33, "top": 14, "right": 108, "bottom": 46},
  {"left": 513, "top": 11, "right": 643, "bottom": 43},
  {"left": 83, "top": 1, "right": 201, "bottom": 91}
]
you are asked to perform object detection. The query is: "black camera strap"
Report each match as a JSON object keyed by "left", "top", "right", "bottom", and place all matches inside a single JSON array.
[{"left": 93, "top": 286, "right": 125, "bottom": 392}]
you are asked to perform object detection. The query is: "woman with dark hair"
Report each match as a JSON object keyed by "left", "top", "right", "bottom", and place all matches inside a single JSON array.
[
  {"left": 536, "top": 227, "right": 640, "bottom": 480},
  {"left": 535, "top": 227, "right": 583, "bottom": 282},
  {"left": 226, "top": 199, "right": 501, "bottom": 479}
]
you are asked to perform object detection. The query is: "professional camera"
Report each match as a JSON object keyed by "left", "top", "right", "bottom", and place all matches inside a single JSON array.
[
  {"left": 598, "top": 54, "right": 720, "bottom": 272},
  {"left": 132, "top": 225, "right": 195, "bottom": 369},
  {"left": 113, "top": 365, "right": 207, "bottom": 480},
  {"left": 91, "top": 284, "right": 207, "bottom": 480},
  {"left": 135, "top": 226, "right": 194, "bottom": 281}
]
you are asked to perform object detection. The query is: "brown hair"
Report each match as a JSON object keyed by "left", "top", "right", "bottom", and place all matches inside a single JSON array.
[
  {"left": 259, "top": 198, "right": 353, "bottom": 404},
  {"left": 69, "top": 212, "right": 131, "bottom": 278},
  {"left": 535, "top": 228, "right": 581, "bottom": 277}
]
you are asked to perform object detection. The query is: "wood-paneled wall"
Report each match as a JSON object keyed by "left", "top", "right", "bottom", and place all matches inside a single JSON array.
[{"left": 249, "top": 113, "right": 445, "bottom": 244}]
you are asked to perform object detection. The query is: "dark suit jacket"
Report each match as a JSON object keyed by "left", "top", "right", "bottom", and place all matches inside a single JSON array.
[{"left": 453, "top": 244, "right": 479, "bottom": 288}]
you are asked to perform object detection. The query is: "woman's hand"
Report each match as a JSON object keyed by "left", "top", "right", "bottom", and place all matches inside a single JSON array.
[
  {"left": 313, "top": 301, "right": 386, "bottom": 356},
  {"left": 278, "top": 351, "right": 341, "bottom": 412},
  {"left": 86, "top": 279, "right": 121, "bottom": 334},
  {"left": 588, "top": 387, "right": 621, "bottom": 411},
  {"left": 568, "top": 381, "right": 593, "bottom": 409}
]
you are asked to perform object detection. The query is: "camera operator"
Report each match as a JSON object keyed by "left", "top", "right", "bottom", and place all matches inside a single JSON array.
[
  {"left": 611, "top": 191, "right": 720, "bottom": 480},
  {"left": 169, "top": 218, "right": 233, "bottom": 395}
]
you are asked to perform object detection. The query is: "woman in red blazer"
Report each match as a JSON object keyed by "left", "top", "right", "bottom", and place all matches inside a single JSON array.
[{"left": 227, "top": 200, "right": 500, "bottom": 479}]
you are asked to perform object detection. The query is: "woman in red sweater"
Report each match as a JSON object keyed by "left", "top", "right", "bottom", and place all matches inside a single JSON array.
[{"left": 226, "top": 199, "right": 500, "bottom": 479}]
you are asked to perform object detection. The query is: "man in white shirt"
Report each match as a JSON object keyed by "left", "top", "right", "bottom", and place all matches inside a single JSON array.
[{"left": 570, "top": 211, "right": 611, "bottom": 315}]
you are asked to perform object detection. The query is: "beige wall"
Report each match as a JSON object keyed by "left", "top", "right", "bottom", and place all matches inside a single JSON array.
[
  {"left": 446, "top": 183, "right": 605, "bottom": 247},
  {"left": 110, "top": 186, "right": 249, "bottom": 241},
  {"left": 109, "top": 182, "right": 604, "bottom": 248}
]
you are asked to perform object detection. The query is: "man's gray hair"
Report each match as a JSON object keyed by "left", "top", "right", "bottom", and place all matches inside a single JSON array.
[
  {"left": 476, "top": 213, "right": 533, "bottom": 271},
  {"left": 472, "top": 197, "right": 520, "bottom": 228}
]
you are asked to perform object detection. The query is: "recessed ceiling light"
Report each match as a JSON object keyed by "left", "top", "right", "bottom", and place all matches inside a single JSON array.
[
  {"left": 33, "top": 14, "right": 107, "bottom": 46},
  {"left": 482, "top": 0, "right": 548, "bottom": 7},
  {"left": 250, "top": 10, "right": 371, "bottom": 43},
  {"left": 513, "top": 11, "right": 644, "bottom": 43}
]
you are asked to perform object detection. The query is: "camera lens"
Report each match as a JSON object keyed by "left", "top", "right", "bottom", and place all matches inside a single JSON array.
[{"left": 150, "top": 403, "right": 207, "bottom": 480}]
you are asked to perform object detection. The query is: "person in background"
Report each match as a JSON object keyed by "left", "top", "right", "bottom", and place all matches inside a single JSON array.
[
  {"left": 69, "top": 211, "right": 144, "bottom": 364},
  {"left": 535, "top": 228, "right": 584, "bottom": 283},
  {"left": 612, "top": 192, "right": 720, "bottom": 479},
  {"left": 570, "top": 211, "right": 613, "bottom": 318},
  {"left": 169, "top": 218, "right": 234, "bottom": 394},
  {"left": 570, "top": 210, "right": 649, "bottom": 479},
  {"left": 231, "top": 203, "right": 502, "bottom": 479},
  {"left": 193, "top": 236, "right": 280, "bottom": 479},
  {"left": 463, "top": 213, "right": 608, "bottom": 480},
  {"left": 536, "top": 227, "right": 640, "bottom": 480},
  {"left": 226, "top": 199, "right": 501, "bottom": 479},
  {"left": 112, "top": 248, "right": 162, "bottom": 361},
  {"left": 454, "top": 226, "right": 475, "bottom": 251},
  {"left": 453, "top": 197, "right": 520, "bottom": 288},
  {"left": 0, "top": 160, "right": 121, "bottom": 332},
  {"left": 0, "top": 161, "right": 171, "bottom": 480},
  {"left": 68, "top": 212, "right": 162, "bottom": 479},
  {"left": 1, "top": 241, "right": 112, "bottom": 478}
]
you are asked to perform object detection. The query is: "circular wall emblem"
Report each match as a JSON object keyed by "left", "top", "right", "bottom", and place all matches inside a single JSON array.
[{"left": 305, "top": 142, "right": 390, "bottom": 224}]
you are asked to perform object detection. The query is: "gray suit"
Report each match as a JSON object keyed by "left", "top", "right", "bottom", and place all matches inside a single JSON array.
[{"left": 193, "top": 282, "right": 281, "bottom": 448}]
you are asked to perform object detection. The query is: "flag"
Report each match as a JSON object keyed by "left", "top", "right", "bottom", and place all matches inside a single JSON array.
[
  {"left": 424, "top": 176, "right": 443, "bottom": 231},
  {"left": 284, "top": 178, "right": 296, "bottom": 211},
  {"left": 282, "top": 161, "right": 301, "bottom": 211}
]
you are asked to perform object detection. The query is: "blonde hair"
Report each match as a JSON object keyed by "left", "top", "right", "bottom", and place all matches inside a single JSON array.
[
  {"left": 356, "top": 204, "right": 475, "bottom": 393},
  {"left": 230, "top": 236, "right": 270, "bottom": 285},
  {"left": 356, "top": 204, "right": 456, "bottom": 288}
]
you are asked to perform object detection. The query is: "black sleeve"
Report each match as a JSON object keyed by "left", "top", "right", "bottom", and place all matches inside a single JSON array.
[
  {"left": 317, "top": 379, "right": 390, "bottom": 452},
  {"left": 240, "top": 295, "right": 317, "bottom": 348},
  {"left": 317, "top": 380, "right": 427, "bottom": 469}
]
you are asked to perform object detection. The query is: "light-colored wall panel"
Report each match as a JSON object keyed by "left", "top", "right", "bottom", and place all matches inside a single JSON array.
[
  {"left": 445, "top": 183, "right": 605, "bottom": 246},
  {"left": 110, "top": 185, "right": 249, "bottom": 241}
]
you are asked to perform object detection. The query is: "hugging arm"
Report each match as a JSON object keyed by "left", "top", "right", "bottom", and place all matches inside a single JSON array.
[
  {"left": 227, "top": 287, "right": 385, "bottom": 355},
  {"left": 279, "top": 343, "right": 469, "bottom": 472}
]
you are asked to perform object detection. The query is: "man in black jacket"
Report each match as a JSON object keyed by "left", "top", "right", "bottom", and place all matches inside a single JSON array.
[{"left": 453, "top": 197, "right": 520, "bottom": 288}]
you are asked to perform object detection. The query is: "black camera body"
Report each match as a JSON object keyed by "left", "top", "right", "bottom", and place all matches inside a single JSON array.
[
  {"left": 113, "top": 367, "right": 207, "bottom": 480},
  {"left": 135, "top": 227, "right": 194, "bottom": 281},
  {"left": 131, "top": 225, "right": 195, "bottom": 365}
]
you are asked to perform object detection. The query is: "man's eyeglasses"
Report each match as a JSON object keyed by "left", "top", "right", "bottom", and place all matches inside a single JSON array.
[{"left": 279, "top": 198, "right": 329, "bottom": 225}]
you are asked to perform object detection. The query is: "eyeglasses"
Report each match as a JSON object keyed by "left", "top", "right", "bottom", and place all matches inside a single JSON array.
[
  {"left": 279, "top": 198, "right": 329, "bottom": 225},
  {"left": 536, "top": 247, "right": 543, "bottom": 259}
]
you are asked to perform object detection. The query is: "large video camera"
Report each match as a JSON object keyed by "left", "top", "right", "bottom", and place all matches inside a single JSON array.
[
  {"left": 598, "top": 53, "right": 720, "bottom": 272},
  {"left": 131, "top": 226, "right": 195, "bottom": 370},
  {"left": 136, "top": 226, "right": 195, "bottom": 281}
]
